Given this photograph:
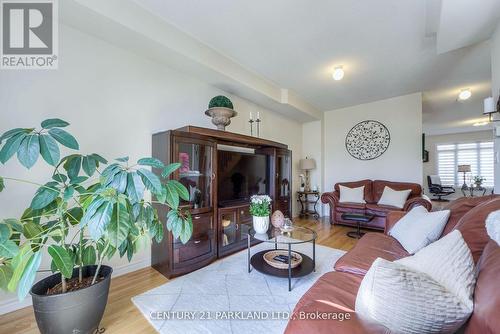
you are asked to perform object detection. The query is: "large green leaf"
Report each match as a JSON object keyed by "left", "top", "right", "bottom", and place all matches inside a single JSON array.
[
  {"left": 65, "top": 207, "right": 83, "bottom": 225},
  {"left": 8, "top": 244, "right": 31, "bottom": 292},
  {"left": 0, "top": 176, "right": 4, "bottom": 192},
  {"left": 0, "top": 224, "right": 11, "bottom": 243},
  {"left": 82, "top": 246, "right": 96, "bottom": 265},
  {"left": 41, "top": 118, "right": 69, "bottom": 129},
  {"left": 179, "top": 217, "right": 193, "bottom": 244},
  {"left": 108, "top": 201, "right": 131, "bottom": 248},
  {"left": 0, "top": 132, "right": 27, "bottom": 164},
  {"left": 161, "top": 162, "right": 181, "bottom": 178},
  {"left": 0, "top": 265, "right": 13, "bottom": 291},
  {"left": 0, "top": 128, "right": 28, "bottom": 144},
  {"left": 64, "top": 155, "right": 82, "bottom": 180},
  {"left": 30, "top": 182, "right": 59, "bottom": 210},
  {"left": 167, "top": 180, "right": 189, "bottom": 201},
  {"left": 17, "top": 251, "right": 42, "bottom": 300},
  {"left": 0, "top": 240, "right": 19, "bottom": 258},
  {"left": 17, "top": 134, "right": 40, "bottom": 169},
  {"left": 164, "top": 182, "right": 180, "bottom": 210},
  {"left": 80, "top": 197, "right": 105, "bottom": 228},
  {"left": 126, "top": 172, "right": 145, "bottom": 204},
  {"left": 39, "top": 134, "right": 60, "bottom": 166},
  {"left": 82, "top": 155, "right": 97, "bottom": 177},
  {"left": 88, "top": 201, "right": 114, "bottom": 240},
  {"left": 48, "top": 128, "right": 79, "bottom": 150},
  {"left": 137, "top": 157, "right": 164, "bottom": 169},
  {"left": 47, "top": 245, "right": 74, "bottom": 278},
  {"left": 90, "top": 153, "right": 107, "bottom": 165},
  {"left": 137, "top": 168, "right": 162, "bottom": 195}
]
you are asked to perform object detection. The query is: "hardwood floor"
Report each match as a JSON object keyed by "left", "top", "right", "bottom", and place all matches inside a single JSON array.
[{"left": 0, "top": 217, "right": 365, "bottom": 334}]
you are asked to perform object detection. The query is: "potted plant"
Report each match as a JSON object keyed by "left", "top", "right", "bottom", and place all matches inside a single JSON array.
[
  {"left": 473, "top": 176, "right": 485, "bottom": 188},
  {"left": 0, "top": 119, "right": 192, "bottom": 334},
  {"left": 204, "top": 95, "right": 237, "bottom": 131},
  {"left": 249, "top": 195, "right": 271, "bottom": 234}
]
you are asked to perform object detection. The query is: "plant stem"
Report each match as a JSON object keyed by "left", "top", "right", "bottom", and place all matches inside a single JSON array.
[
  {"left": 78, "top": 230, "right": 83, "bottom": 283},
  {"left": 92, "top": 242, "right": 109, "bottom": 285}
]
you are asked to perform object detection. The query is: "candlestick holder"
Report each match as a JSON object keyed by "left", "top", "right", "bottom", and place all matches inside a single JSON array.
[
  {"left": 249, "top": 119, "right": 254, "bottom": 136},
  {"left": 255, "top": 118, "right": 261, "bottom": 137}
]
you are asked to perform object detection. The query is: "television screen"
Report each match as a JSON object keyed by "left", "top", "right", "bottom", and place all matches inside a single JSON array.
[{"left": 217, "top": 150, "right": 270, "bottom": 206}]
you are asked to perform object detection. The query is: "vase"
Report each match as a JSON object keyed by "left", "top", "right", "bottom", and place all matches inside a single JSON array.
[
  {"left": 253, "top": 216, "right": 269, "bottom": 234},
  {"left": 30, "top": 265, "right": 112, "bottom": 334},
  {"left": 204, "top": 107, "right": 237, "bottom": 131}
]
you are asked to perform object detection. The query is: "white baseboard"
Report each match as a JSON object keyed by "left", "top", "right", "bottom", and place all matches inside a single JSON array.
[{"left": 0, "top": 258, "right": 151, "bottom": 316}]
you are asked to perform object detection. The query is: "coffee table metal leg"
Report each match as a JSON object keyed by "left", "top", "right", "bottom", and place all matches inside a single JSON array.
[
  {"left": 247, "top": 234, "right": 251, "bottom": 273},
  {"left": 313, "top": 239, "right": 316, "bottom": 272},
  {"left": 274, "top": 236, "right": 277, "bottom": 250},
  {"left": 288, "top": 243, "right": 292, "bottom": 291}
]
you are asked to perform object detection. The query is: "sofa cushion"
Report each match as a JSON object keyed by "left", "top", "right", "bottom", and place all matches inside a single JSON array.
[
  {"left": 465, "top": 240, "right": 500, "bottom": 333},
  {"left": 334, "top": 233, "right": 408, "bottom": 275},
  {"left": 335, "top": 180, "right": 373, "bottom": 203},
  {"left": 365, "top": 203, "right": 402, "bottom": 217},
  {"left": 285, "top": 271, "right": 390, "bottom": 334},
  {"left": 453, "top": 197, "right": 500, "bottom": 263},
  {"left": 336, "top": 202, "right": 366, "bottom": 211},
  {"left": 372, "top": 180, "right": 421, "bottom": 203}
]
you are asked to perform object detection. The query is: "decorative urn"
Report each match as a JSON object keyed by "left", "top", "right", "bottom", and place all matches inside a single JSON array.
[{"left": 205, "top": 95, "right": 237, "bottom": 131}]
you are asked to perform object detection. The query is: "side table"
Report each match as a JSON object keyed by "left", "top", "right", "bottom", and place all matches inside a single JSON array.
[{"left": 297, "top": 191, "right": 320, "bottom": 220}]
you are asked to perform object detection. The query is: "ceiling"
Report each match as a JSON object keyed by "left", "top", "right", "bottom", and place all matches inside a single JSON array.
[{"left": 68, "top": 0, "right": 500, "bottom": 134}]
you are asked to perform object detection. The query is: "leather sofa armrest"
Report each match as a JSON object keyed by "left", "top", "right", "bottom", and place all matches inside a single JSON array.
[
  {"left": 321, "top": 191, "right": 340, "bottom": 217},
  {"left": 403, "top": 196, "right": 432, "bottom": 212},
  {"left": 384, "top": 211, "right": 407, "bottom": 235}
]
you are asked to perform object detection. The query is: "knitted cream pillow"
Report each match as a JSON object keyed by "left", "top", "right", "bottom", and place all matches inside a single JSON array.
[{"left": 355, "top": 230, "right": 475, "bottom": 334}]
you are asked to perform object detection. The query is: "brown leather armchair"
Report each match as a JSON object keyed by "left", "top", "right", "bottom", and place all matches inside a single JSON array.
[{"left": 321, "top": 179, "right": 432, "bottom": 230}]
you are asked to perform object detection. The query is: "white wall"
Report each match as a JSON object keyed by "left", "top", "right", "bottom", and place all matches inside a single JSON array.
[
  {"left": 323, "top": 93, "right": 423, "bottom": 204},
  {"left": 0, "top": 24, "right": 302, "bottom": 313},
  {"left": 301, "top": 120, "right": 324, "bottom": 214},
  {"left": 423, "top": 130, "right": 494, "bottom": 199},
  {"left": 492, "top": 21, "right": 500, "bottom": 193}
]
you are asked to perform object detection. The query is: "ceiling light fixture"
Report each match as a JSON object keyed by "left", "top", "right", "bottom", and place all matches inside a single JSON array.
[
  {"left": 457, "top": 88, "right": 472, "bottom": 101},
  {"left": 332, "top": 66, "right": 344, "bottom": 81}
]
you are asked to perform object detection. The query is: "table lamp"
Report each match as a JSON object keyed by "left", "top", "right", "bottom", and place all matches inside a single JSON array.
[
  {"left": 457, "top": 164, "right": 471, "bottom": 190},
  {"left": 299, "top": 158, "right": 316, "bottom": 192}
]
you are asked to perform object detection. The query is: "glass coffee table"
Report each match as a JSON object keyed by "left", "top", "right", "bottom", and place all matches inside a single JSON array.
[{"left": 246, "top": 226, "right": 317, "bottom": 291}]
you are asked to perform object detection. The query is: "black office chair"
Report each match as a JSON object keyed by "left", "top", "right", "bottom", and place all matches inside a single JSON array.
[{"left": 427, "top": 175, "right": 455, "bottom": 201}]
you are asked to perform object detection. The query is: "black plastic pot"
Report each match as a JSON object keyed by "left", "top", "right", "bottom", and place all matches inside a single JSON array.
[{"left": 30, "top": 265, "right": 113, "bottom": 334}]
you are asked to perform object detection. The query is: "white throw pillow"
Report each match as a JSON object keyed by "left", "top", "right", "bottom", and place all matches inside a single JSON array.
[
  {"left": 338, "top": 185, "right": 365, "bottom": 204},
  {"left": 389, "top": 206, "right": 450, "bottom": 254},
  {"left": 355, "top": 230, "right": 475, "bottom": 334},
  {"left": 377, "top": 186, "right": 411, "bottom": 208}
]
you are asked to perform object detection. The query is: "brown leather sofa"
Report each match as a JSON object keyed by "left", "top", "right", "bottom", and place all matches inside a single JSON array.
[
  {"left": 321, "top": 179, "right": 431, "bottom": 230},
  {"left": 285, "top": 195, "right": 500, "bottom": 333}
]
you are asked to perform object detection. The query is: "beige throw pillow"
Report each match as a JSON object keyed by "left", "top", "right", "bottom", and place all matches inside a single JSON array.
[
  {"left": 338, "top": 185, "right": 365, "bottom": 204},
  {"left": 377, "top": 186, "right": 411, "bottom": 208},
  {"left": 355, "top": 230, "right": 475, "bottom": 334}
]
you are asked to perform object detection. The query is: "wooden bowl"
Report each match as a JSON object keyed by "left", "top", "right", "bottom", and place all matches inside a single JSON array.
[{"left": 263, "top": 250, "right": 302, "bottom": 269}]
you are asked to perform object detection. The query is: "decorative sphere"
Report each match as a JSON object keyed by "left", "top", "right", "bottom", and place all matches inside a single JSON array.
[{"left": 271, "top": 210, "right": 285, "bottom": 228}]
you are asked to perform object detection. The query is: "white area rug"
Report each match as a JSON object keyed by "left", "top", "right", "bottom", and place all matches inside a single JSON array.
[{"left": 132, "top": 242, "right": 345, "bottom": 334}]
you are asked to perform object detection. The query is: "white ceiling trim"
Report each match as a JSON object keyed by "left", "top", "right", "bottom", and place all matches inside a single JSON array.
[{"left": 60, "top": 0, "right": 321, "bottom": 122}]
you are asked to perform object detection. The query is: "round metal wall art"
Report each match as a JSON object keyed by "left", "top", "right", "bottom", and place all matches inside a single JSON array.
[{"left": 345, "top": 120, "right": 390, "bottom": 160}]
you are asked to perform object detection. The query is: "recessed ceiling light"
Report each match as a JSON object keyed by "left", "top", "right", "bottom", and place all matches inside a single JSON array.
[
  {"left": 473, "top": 121, "right": 488, "bottom": 127},
  {"left": 332, "top": 66, "right": 344, "bottom": 81},
  {"left": 458, "top": 88, "right": 472, "bottom": 101}
]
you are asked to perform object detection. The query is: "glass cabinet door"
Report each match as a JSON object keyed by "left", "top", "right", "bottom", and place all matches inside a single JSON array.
[
  {"left": 220, "top": 211, "right": 238, "bottom": 248},
  {"left": 276, "top": 151, "right": 291, "bottom": 198},
  {"left": 174, "top": 137, "right": 214, "bottom": 212}
]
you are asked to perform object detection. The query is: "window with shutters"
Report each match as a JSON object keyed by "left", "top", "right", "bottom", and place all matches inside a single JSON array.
[{"left": 436, "top": 141, "right": 494, "bottom": 187}]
